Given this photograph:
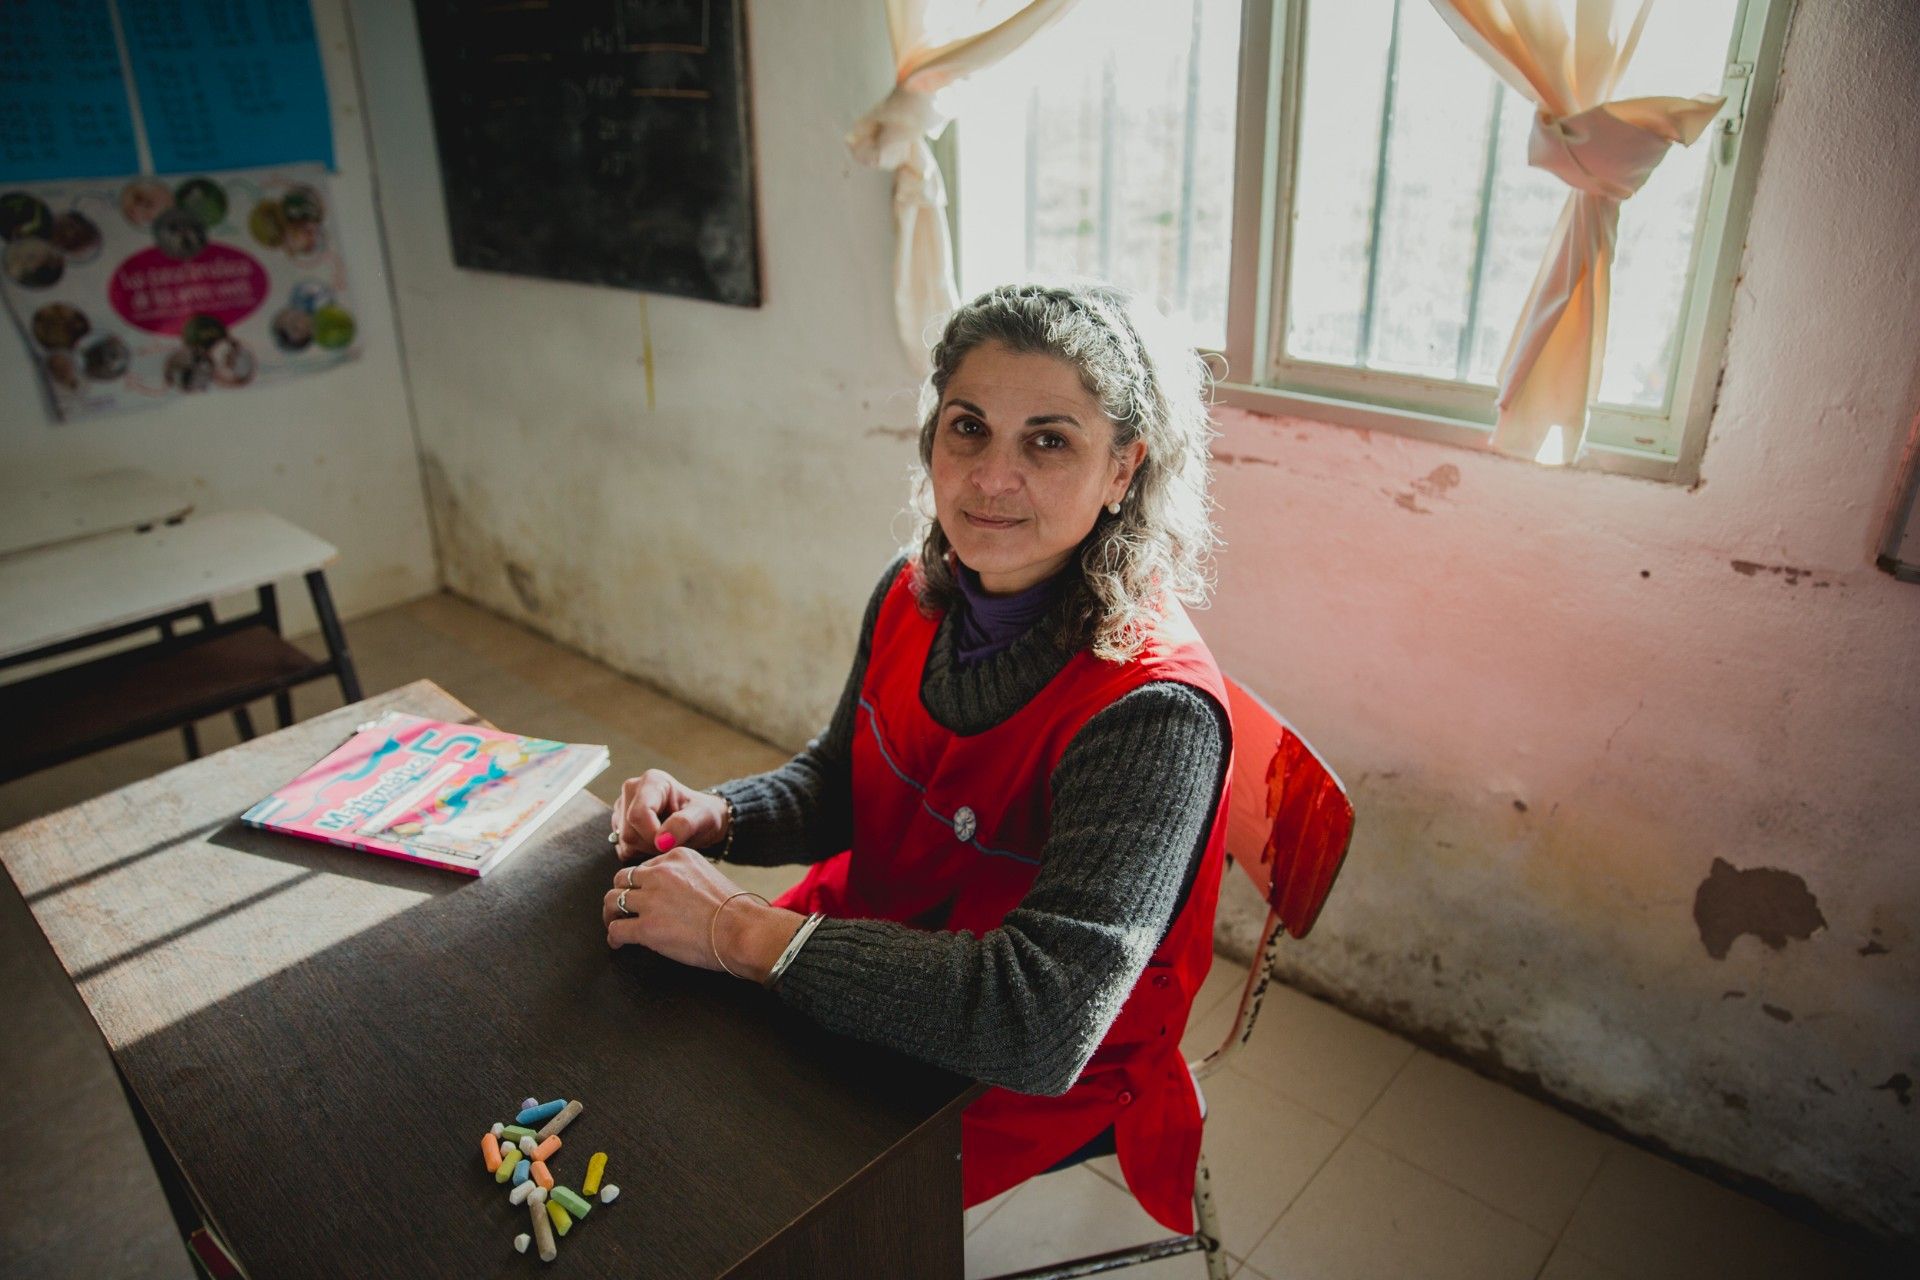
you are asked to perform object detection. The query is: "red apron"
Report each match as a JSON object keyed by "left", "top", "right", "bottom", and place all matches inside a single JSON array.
[{"left": 773, "top": 564, "right": 1231, "bottom": 1232}]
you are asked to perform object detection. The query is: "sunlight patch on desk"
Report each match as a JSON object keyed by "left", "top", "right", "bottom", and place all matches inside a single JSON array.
[{"left": 64, "top": 845, "right": 434, "bottom": 1049}]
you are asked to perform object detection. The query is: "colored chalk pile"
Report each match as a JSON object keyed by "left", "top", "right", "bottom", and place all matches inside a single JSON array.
[{"left": 478, "top": 1096, "right": 620, "bottom": 1264}]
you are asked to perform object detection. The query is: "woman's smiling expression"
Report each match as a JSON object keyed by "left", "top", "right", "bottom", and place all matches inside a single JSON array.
[{"left": 931, "top": 341, "right": 1143, "bottom": 595}]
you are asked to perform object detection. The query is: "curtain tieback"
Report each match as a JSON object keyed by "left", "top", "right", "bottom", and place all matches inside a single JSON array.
[
  {"left": 1527, "top": 95, "right": 1725, "bottom": 201},
  {"left": 846, "top": 84, "right": 947, "bottom": 173}
]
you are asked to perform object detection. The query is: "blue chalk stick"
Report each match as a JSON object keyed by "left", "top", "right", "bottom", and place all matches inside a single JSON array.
[
  {"left": 517, "top": 1099, "right": 566, "bottom": 1127},
  {"left": 512, "top": 1156, "right": 532, "bottom": 1186}
]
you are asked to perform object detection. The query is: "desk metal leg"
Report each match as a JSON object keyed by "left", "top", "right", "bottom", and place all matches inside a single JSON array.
[
  {"left": 305, "top": 570, "right": 362, "bottom": 703},
  {"left": 112, "top": 1060, "right": 204, "bottom": 1250},
  {"left": 157, "top": 617, "right": 201, "bottom": 760},
  {"left": 257, "top": 586, "right": 295, "bottom": 728}
]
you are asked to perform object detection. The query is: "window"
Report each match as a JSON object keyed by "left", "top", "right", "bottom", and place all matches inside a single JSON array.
[{"left": 943, "top": 0, "right": 1791, "bottom": 481}]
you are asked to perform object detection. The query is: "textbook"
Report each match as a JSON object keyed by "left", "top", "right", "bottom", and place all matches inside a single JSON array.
[{"left": 242, "top": 712, "right": 609, "bottom": 876}]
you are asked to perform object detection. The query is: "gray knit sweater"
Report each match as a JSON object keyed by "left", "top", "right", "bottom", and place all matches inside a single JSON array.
[{"left": 713, "top": 558, "right": 1227, "bottom": 1096}]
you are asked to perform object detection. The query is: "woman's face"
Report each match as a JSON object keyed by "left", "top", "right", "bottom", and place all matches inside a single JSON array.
[{"left": 931, "top": 341, "right": 1144, "bottom": 595}]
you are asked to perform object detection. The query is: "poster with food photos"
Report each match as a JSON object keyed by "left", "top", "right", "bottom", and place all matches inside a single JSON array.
[{"left": 0, "top": 165, "right": 357, "bottom": 420}]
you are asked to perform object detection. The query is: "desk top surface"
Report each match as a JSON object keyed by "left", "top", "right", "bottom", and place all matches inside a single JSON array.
[
  {"left": 0, "top": 682, "right": 973, "bottom": 1277},
  {"left": 0, "top": 467, "right": 194, "bottom": 557},
  {"left": 0, "top": 508, "right": 336, "bottom": 661}
]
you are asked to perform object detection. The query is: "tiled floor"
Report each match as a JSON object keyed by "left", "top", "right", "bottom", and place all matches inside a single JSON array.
[{"left": 0, "top": 593, "right": 1896, "bottom": 1278}]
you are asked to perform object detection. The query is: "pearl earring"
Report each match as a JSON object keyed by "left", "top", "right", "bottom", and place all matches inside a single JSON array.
[{"left": 1106, "top": 495, "right": 1123, "bottom": 515}]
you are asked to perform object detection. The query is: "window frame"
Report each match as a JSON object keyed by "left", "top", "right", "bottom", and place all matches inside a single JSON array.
[{"left": 1216, "top": 0, "right": 1794, "bottom": 482}]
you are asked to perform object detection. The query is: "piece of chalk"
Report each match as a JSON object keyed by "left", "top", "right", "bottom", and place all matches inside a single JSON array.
[
  {"left": 512, "top": 1157, "right": 531, "bottom": 1187},
  {"left": 599, "top": 1183, "right": 620, "bottom": 1204},
  {"left": 529, "top": 1186, "right": 548, "bottom": 1205},
  {"left": 481, "top": 1132, "right": 502, "bottom": 1173},
  {"left": 582, "top": 1151, "right": 607, "bottom": 1196},
  {"left": 500, "top": 1125, "right": 537, "bottom": 1143},
  {"left": 550, "top": 1186, "right": 591, "bottom": 1219},
  {"left": 520, "top": 1096, "right": 538, "bottom": 1111},
  {"left": 546, "top": 1198, "right": 573, "bottom": 1237},
  {"left": 494, "top": 1147, "right": 521, "bottom": 1184},
  {"left": 531, "top": 1135, "right": 562, "bottom": 1162},
  {"left": 516, "top": 1099, "right": 566, "bottom": 1127},
  {"left": 513, "top": 1232, "right": 530, "bottom": 1254},
  {"left": 509, "top": 1180, "right": 536, "bottom": 1206},
  {"left": 490, "top": 1122, "right": 504, "bottom": 1137},
  {"left": 529, "top": 1196, "right": 557, "bottom": 1262},
  {"left": 535, "top": 1099, "right": 583, "bottom": 1142},
  {"left": 519, "top": 1135, "right": 537, "bottom": 1156},
  {"left": 530, "top": 1159, "right": 554, "bottom": 1190}
]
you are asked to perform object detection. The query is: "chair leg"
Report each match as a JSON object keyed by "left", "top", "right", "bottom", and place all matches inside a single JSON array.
[
  {"left": 179, "top": 722, "right": 201, "bottom": 760},
  {"left": 231, "top": 706, "right": 256, "bottom": 742},
  {"left": 1194, "top": 1149, "right": 1227, "bottom": 1280}
]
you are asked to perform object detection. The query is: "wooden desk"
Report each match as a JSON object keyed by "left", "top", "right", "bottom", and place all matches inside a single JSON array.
[
  {"left": 0, "top": 467, "right": 193, "bottom": 558},
  {"left": 0, "top": 510, "right": 362, "bottom": 783},
  {"left": 0, "top": 681, "right": 974, "bottom": 1277}
]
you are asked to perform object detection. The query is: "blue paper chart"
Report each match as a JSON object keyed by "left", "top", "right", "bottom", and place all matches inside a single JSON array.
[
  {"left": 0, "top": 1, "right": 141, "bottom": 183},
  {"left": 0, "top": 0, "right": 334, "bottom": 184}
]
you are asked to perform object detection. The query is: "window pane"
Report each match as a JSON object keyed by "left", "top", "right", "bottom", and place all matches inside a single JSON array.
[
  {"left": 1285, "top": 0, "right": 1395, "bottom": 367},
  {"left": 1287, "top": 0, "right": 1741, "bottom": 412},
  {"left": 950, "top": 0, "right": 1243, "bottom": 351},
  {"left": 1598, "top": 0, "right": 1741, "bottom": 408}
]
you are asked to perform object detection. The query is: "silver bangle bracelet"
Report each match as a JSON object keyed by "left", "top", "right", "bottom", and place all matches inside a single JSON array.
[{"left": 766, "top": 912, "right": 826, "bottom": 987}]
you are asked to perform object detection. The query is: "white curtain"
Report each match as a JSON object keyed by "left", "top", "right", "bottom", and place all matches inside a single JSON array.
[
  {"left": 848, "top": 0, "right": 1082, "bottom": 369},
  {"left": 1427, "top": 0, "right": 1724, "bottom": 464}
]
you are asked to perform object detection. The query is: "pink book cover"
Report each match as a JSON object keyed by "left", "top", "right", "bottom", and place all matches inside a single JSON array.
[{"left": 242, "top": 712, "right": 609, "bottom": 876}]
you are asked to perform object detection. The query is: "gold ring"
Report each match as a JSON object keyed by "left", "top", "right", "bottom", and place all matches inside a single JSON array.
[{"left": 616, "top": 888, "right": 633, "bottom": 917}]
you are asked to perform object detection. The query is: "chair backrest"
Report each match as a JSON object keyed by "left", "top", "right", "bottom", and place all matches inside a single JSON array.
[
  {"left": 1222, "top": 676, "right": 1355, "bottom": 940},
  {"left": 1194, "top": 678, "right": 1356, "bottom": 1080}
]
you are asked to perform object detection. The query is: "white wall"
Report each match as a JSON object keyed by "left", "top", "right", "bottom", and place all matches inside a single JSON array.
[
  {"left": 0, "top": 1, "right": 435, "bottom": 635},
  {"left": 354, "top": 0, "right": 1920, "bottom": 1242}
]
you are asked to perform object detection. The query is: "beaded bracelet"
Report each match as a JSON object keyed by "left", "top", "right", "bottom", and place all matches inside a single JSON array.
[{"left": 705, "top": 792, "right": 735, "bottom": 861}]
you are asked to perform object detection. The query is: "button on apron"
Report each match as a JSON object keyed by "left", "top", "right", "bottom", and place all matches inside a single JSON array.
[{"left": 953, "top": 805, "right": 977, "bottom": 842}]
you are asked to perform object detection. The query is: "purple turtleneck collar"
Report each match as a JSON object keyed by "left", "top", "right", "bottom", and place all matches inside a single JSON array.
[{"left": 953, "top": 561, "right": 1067, "bottom": 666}]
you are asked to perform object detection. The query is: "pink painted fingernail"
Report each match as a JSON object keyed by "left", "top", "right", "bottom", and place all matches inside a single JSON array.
[{"left": 655, "top": 832, "right": 675, "bottom": 851}]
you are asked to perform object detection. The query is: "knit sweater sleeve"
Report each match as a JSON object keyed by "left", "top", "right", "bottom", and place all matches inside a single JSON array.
[
  {"left": 770, "top": 681, "right": 1228, "bottom": 1096},
  {"left": 707, "top": 556, "right": 905, "bottom": 868}
]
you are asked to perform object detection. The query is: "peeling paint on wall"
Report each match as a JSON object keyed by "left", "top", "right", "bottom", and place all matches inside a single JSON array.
[
  {"left": 1693, "top": 857, "right": 1828, "bottom": 959},
  {"left": 1730, "top": 559, "right": 1831, "bottom": 587}
]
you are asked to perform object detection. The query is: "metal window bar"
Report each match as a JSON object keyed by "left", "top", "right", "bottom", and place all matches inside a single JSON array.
[
  {"left": 1457, "top": 78, "right": 1506, "bottom": 380},
  {"left": 1025, "top": 86, "right": 1040, "bottom": 275},
  {"left": 1356, "top": 0, "right": 1406, "bottom": 366},
  {"left": 1098, "top": 50, "right": 1118, "bottom": 278},
  {"left": 1174, "top": 0, "right": 1205, "bottom": 310}
]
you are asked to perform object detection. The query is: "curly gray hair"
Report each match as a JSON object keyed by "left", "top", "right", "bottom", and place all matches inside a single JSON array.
[{"left": 905, "top": 281, "right": 1220, "bottom": 662}]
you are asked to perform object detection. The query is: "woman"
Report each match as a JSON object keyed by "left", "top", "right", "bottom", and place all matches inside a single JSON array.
[{"left": 602, "top": 282, "right": 1231, "bottom": 1232}]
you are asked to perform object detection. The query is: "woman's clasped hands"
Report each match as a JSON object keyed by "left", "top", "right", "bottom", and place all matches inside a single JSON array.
[{"left": 603, "top": 769, "right": 801, "bottom": 983}]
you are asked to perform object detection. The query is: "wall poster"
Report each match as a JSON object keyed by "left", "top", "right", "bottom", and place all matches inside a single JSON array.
[{"left": 2, "top": 165, "right": 358, "bottom": 420}]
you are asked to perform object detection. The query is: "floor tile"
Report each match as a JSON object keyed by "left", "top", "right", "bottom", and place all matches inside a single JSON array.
[
  {"left": 966, "top": 1166, "right": 1223, "bottom": 1280},
  {"left": 1355, "top": 1049, "right": 1613, "bottom": 1235},
  {"left": 1220, "top": 980, "right": 1416, "bottom": 1127},
  {"left": 1535, "top": 1245, "right": 1638, "bottom": 1280},
  {"left": 1558, "top": 1146, "right": 1886, "bottom": 1280},
  {"left": 1183, "top": 954, "right": 1252, "bottom": 1064},
  {"left": 1084, "top": 1067, "right": 1347, "bottom": 1260},
  {"left": 1244, "top": 1136, "right": 1553, "bottom": 1280}
]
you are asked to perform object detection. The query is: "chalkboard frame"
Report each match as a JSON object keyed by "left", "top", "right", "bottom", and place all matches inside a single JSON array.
[{"left": 411, "top": 0, "right": 763, "bottom": 308}]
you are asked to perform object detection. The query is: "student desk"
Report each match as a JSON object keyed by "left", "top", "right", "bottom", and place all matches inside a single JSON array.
[
  {"left": 0, "top": 509, "right": 361, "bottom": 783},
  {"left": 0, "top": 681, "right": 975, "bottom": 1277},
  {"left": 0, "top": 466, "right": 194, "bottom": 556}
]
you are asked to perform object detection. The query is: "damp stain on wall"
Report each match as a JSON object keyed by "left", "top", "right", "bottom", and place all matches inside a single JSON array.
[{"left": 1692, "top": 856, "right": 1827, "bottom": 959}]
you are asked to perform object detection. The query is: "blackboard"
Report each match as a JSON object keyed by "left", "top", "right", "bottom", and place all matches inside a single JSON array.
[{"left": 411, "top": 0, "right": 761, "bottom": 307}]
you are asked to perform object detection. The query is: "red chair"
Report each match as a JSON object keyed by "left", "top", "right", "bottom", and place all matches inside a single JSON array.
[{"left": 983, "top": 675, "right": 1356, "bottom": 1280}]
